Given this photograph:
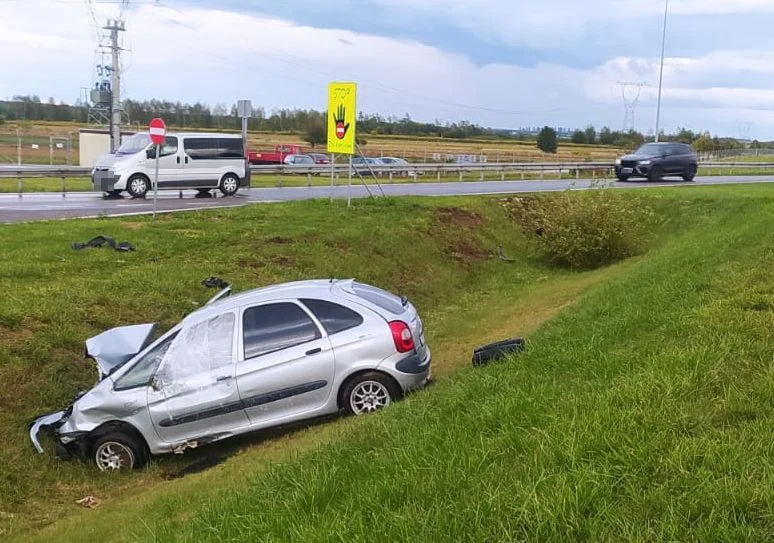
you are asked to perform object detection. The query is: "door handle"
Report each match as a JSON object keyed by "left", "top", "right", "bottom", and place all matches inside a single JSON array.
[
  {"left": 216, "top": 375, "right": 232, "bottom": 382},
  {"left": 176, "top": 156, "right": 180, "bottom": 164},
  {"left": 305, "top": 347, "right": 322, "bottom": 356},
  {"left": 185, "top": 156, "right": 189, "bottom": 164}
]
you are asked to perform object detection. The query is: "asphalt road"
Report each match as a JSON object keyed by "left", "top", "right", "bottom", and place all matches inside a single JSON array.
[{"left": 1, "top": 175, "right": 773, "bottom": 224}]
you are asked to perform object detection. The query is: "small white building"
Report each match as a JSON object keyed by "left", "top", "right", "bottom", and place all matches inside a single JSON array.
[{"left": 78, "top": 129, "right": 136, "bottom": 168}]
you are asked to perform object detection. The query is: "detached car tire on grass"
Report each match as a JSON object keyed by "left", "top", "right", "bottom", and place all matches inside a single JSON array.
[{"left": 30, "top": 279, "right": 431, "bottom": 471}]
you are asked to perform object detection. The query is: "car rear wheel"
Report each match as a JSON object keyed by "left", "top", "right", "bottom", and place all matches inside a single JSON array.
[
  {"left": 683, "top": 164, "right": 697, "bottom": 182},
  {"left": 92, "top": 432, "right": 147, "bottom": 471},
  {"left": 126, "top": 174, "right": 150, "bottom": 198},
  {"left": 648, "top": 165, "right": 663, "bottom": 183},
  {"left": 342, "top": 372, "right": 402, "bottom": 416},
  {"left": 219, "top": 173, "right": 240, "bottom": 196}
]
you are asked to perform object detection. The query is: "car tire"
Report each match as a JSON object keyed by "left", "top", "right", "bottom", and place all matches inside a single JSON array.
[
  {"left": 342, "top": 372, "right": 402, "bottom": 416},
  {"left": 126, "top": 174, "right": 150, "bottom": 198},
  {"left": 92, "top": 432, "right": 147, "bottom": 471},
  {"left": 648, "top": 165, "right": 663, "bottom": 183},
  {"left": 219, "top": 173, "right": 240, "bottom": 196},
  {"left": 683, "top": 164, "right": 697, "bottom": 182}
]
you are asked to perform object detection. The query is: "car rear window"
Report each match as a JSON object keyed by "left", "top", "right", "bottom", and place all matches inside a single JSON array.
[
  {"left": 301, "top": 299, "right": 363, "bottom": 335},
  {"left": 351, "top": 282, "right": 405, "bottom": 315}
]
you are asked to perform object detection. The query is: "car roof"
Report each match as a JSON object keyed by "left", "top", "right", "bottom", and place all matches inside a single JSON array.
[{"left": 182, "top": 279, "right": 351, "bottom": 323}]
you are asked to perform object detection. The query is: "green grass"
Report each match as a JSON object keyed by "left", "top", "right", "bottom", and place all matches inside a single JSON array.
[
  {"left": 5, "top": 185, "right": 774, "bottom": 541},
  {"left": 0, "top": 194, "right": 625, "bottom": 539}
]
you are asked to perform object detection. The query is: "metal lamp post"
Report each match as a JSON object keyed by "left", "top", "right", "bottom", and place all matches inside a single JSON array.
[{"left": 654, "top": 0, "right": 669, "bottom": 142}]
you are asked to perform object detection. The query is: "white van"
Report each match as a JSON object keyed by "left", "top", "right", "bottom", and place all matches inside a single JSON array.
[{"left": 91, "top": 132, "right": 250, "bottom": 197}]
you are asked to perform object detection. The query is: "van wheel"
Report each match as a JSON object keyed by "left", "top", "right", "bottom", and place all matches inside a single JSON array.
[
  {"left": 92, "top": 432, "right": 147, "bottom": 471},
  {"left": 126, "top": 174, "right": 150, "bottom": 198},
  {"left": 219, "top": 173, "right": 240, "bottom": 196}
]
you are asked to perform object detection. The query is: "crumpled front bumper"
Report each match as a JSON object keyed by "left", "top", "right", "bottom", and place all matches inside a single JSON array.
[{"left": 29, "top": 410, "right": 68, "bottom": 454}]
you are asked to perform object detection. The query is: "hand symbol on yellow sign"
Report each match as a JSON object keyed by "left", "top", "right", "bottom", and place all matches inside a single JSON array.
[{"left": 333, "top": 104, "right": 350, "bottom": 140}]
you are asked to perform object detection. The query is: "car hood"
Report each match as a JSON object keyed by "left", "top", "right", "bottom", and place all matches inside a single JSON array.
[
  {"left": 93, "top": 154, "right": 136, "bottom": 170},
  {"left": 85, "top": 323, "right": 157, "bottom": 378},
  {"left": 619, "top": 154, "right": 653, "bottom": 161}
]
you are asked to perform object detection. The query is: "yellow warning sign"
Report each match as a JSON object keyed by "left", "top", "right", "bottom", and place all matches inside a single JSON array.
[{"left": 327, "top": 82, "right": 357, "bottom": 155}]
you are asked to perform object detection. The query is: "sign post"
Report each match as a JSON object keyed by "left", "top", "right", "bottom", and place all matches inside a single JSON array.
[
  {"left": 148, "top": 117, "right": 166, "bottom": 220},
  {"left": 326, "top": 82, "right": 357, "bottom": 207}
]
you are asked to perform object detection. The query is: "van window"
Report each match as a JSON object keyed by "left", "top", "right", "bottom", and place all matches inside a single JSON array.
[
  {"left": 184, "top": 138, "right": 244, "bottom": 160},
  {"left": 160, "top": 136, "right": 178, "bottom": 157}
]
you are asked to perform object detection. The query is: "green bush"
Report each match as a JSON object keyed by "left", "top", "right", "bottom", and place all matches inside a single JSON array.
[{"left": 502, "top": 186, "right": 657, "bottom": 269}]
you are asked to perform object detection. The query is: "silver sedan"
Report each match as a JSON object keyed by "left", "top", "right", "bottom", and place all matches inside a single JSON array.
[{"left": 30, "top": 279, "right": 431, "bottom": 471}]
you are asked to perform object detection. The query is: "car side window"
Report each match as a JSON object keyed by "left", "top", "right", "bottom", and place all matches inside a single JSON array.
[
  {"left": 300, "top": 299, "right": 364, "bottom": 335},
  {"left": 114, "top": 331, "right": 179, "bottom": 391},
  {"left": 242, "top": 302, "right": 321, "bottom": 360}
]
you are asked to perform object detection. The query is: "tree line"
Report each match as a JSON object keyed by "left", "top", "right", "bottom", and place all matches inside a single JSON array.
[{"left": 1, "top": 96, "right": 768, "bottom": 152}]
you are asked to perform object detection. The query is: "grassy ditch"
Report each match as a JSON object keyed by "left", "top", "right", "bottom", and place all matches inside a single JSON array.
[{"left": 5, "top": 185, "right": 771, "bottom": 541}]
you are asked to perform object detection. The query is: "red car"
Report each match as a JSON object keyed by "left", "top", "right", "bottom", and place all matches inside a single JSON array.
[{"left": 308, "top": 153, "right": 331, "bottom": 165}]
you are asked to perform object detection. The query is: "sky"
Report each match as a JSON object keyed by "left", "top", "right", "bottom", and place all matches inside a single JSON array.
[{"left": 0, "top": 0, "right": 773, "bottom": 139}]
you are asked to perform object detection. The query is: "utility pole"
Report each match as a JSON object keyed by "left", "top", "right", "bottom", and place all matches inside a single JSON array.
[
  {"left": 654, "top": 0, "right": 669, "bottom": 142},
  {"left": 103, "top": 19, "right": 125, "bottom": 152}
]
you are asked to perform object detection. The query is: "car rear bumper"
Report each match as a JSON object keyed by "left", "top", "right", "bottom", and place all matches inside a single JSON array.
[{"left": 385, "top": 348, "right": 431, "bottom": 392}]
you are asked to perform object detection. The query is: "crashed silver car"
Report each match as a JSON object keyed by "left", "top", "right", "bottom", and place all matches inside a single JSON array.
[{"left": 30, "top": 279, "right": 431, "bottom": 471}]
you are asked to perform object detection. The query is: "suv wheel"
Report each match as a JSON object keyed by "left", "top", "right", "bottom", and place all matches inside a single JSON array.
[
  {"left": 683, "top": 164, "right": 697, "bottom": 182},
  {"left": 648, "top": 165, "right": 663, "bottom": 183}
]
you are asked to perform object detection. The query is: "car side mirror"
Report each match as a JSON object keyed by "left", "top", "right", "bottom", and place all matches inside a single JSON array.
[
  {"left": 146, "top": 148, "right": 156, "bottom": 159},
  {"left": 149, "top": 375, "right": 161, "bottom": 391}
]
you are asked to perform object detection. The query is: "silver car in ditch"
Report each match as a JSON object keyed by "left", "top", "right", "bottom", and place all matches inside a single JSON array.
[{"left": 30, "top": 279, "right": 431, "bottom": 471}]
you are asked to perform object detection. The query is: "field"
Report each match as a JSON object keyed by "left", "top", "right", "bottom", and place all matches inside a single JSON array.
[
  {"left": 3, "top": 185, "right": 774, "bottom": 541},
  {"left": 0, "top": 121, "right": 623, "bottom": 166}
]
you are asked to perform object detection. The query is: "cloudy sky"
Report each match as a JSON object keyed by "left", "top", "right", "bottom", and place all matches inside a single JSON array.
[{"left": 1, "top": 0, "right": 773, "bottom": 138}]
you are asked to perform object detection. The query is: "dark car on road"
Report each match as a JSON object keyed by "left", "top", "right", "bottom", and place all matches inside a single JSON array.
[{"left": 615, "top": 142, "right": 698, "bottom": 182}]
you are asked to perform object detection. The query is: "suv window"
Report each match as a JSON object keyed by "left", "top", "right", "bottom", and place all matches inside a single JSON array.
[
  {"left": 301, "top": 299, "right": 364, "bottom": 335},
  {"left": 114, "top": 331, "right": 179, "bottom": 390},
  {"left": 351, "top": 282, "right": 405, "bottom": 315},
  {"left": 243, "top": 303, "right": 321, "bottom": 359}
]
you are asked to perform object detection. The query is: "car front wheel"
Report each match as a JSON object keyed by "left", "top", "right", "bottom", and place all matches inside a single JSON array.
[
  {"left": 92, "top": 432, "right": 147, "bottom": 471},
  {"left": 126, "top": 174, "right": 150, "bottom": 198},
  {"left": 342, "top": 372, "right": 402, "bottom": 416}
]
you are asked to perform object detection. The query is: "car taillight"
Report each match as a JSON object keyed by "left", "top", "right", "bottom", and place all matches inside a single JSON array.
[{"left": 389, "top": 321, "right": 415, "bottom": 353}]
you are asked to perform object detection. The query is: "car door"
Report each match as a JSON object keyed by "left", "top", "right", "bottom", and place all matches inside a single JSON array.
[
  {"left": 662, "top": 144, "right": 682, "bottom": 174},
  {"left": 235, "top": 301, "right": 335, "bottom": 425},
  {"left": 147, "top": 311, "right": 250, "bottom": 444},
  {"left": 154, "top": 136, "right": 183, "bottom": 189}
]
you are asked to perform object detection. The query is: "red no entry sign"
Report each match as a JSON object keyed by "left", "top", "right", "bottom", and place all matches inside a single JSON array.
[{"left": 149, "top": 118, "right": 166, "bottom": 145}]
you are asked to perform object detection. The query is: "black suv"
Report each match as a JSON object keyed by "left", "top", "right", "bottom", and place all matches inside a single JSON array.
[{"left": 615, "top": 142, "right": 698, "bottom": 182}]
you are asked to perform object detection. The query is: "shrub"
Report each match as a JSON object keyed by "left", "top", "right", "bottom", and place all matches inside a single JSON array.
[
  {"left": 501, "top": 185, "right": 657, "bottom": 269},
  {"left": 537, "top": 126, "right": 558, "bottom": 153}
]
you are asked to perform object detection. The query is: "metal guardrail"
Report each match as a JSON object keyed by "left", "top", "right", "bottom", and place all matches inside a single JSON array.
[{"left": 1, "top": 162, "right": 773, "bottom": 194}]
